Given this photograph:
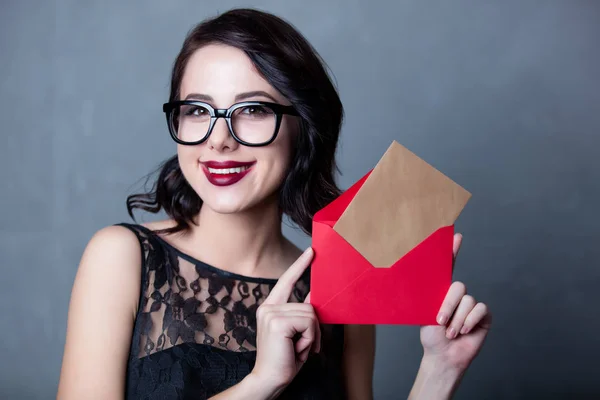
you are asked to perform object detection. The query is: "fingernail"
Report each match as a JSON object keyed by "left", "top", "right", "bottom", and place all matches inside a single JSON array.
[
  {"left": 446, "top": 327, "right": 456, "bottom": 339},
  {"left": 460, "top": 326, "right": 469, "bottom": 335},
  {"left": 437, "top": 313, "right": 448, "bottom": 325}
]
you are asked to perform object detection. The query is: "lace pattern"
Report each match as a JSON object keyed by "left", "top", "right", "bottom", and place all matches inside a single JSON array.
[
  {"left": 130, "top": 224, "right": 310, "bottom": 357},
  {"left": 119, "top": 223, "right": 344, "bottom": 399}
]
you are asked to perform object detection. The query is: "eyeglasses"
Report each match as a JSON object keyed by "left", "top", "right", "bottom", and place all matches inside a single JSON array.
[{"left": 162, "top": 100, "right": 299, "bottom": 147}]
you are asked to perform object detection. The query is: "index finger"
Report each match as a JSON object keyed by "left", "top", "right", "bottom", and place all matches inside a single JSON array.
[{"left": 263, "top": 247, "right": 314, "bottom": 305}]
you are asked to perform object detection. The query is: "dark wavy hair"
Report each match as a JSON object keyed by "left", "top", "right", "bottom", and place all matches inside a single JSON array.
[{"left": 127, "top": 8, "right": 343, "bottom": 235}]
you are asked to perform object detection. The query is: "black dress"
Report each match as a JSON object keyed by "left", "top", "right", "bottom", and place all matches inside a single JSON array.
[{"left": 118, "top": 223, "right": 346, "bottom": 400}]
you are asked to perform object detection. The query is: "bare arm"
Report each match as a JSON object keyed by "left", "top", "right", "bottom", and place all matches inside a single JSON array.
[
  {"left": 408, "top": 356, "right": 464, "bottom": 400},
  {"left": 57, "top": 226, "right": 142, "bottom": 400},
  {"left": 207, "top": 374, "right": 279, "bottom": 400},
  {"left": 342, "top": 324, "right": 376, "bottom": 400}
]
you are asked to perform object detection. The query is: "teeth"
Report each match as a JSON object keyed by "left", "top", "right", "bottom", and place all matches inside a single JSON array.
[{"left": 207, "top": 166, "right": 249, "bottom": 174}]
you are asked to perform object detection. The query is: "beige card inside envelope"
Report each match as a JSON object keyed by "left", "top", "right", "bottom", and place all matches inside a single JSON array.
[{"left": 333, "top": 141, "right": 472, "bottom": 268}]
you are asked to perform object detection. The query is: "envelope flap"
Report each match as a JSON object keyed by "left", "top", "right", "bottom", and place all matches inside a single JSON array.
[
  {"left": 313, "top": 171, "right": 371, "bottom": 227},
  {"left": 333, "top": 141, "right": 471, "bottom": 268}
]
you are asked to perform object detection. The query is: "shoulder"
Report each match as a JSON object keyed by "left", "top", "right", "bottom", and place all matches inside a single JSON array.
[
  {"left": 75, "top": 224, "right": 145, "bottom": 312},
  {"left": 86, "top": 224, "right": 143, "bottom": 252},
  {"left": 81, "top": 224, "right": 144, "bottom": 269},
  {"left": 57, "top": 225, "right": 145, "bottom": 398}
]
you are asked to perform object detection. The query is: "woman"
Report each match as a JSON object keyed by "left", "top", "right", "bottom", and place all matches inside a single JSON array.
[{"left": 57, "top": 8, "right": 491, "bottom": 400}]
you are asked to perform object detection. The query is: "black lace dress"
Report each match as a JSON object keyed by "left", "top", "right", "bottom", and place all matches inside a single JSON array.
[{"left": 118, "top": 223, "right": 346, "bottom": 400}]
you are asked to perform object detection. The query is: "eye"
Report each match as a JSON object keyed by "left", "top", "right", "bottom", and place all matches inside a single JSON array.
[
  {"left": 234, "top": 106, "right": 276, "bottom": 122},
  {"left": 185, "top": 106, "right": 208, "bottom": 117},
  {"left": 188, "top": 107, "right": 206, "bottom": 116},
  {"left": 240, "top": 105, "right": 272, "bottom": 115}
]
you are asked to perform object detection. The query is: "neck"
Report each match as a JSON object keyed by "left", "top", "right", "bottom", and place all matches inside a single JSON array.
[{"left": 191, "top": 197, "right": 288, "bottom": 278}]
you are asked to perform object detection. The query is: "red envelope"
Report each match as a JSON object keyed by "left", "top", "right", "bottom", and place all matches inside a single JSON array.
[{"left": 310, "top": 141, "right": 471, "bottom": 325}]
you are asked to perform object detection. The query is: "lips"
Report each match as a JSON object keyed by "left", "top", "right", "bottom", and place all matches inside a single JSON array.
[{"left": 200, "top": 160, "right": 255, "bottom": 187}]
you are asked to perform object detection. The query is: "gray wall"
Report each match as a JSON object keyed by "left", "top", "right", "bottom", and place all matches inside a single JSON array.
[{"left": 1, "top": 0, "right": 599, "bottom": 398}]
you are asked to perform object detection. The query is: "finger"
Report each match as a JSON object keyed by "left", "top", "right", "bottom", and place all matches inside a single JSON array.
[
  {"left": 313, "top": 319, "right": 321, "bottom": 353},
  {"left": 303, "top": 292, "right": 311, "bottom": 304},
  {"left": 259, "top": 303, "right": 315, "bottom": 314},
  {"left": 264, "top": 247, "right": 314, "bottom": 305},
  {"left": 297, "top": 345, "right": 311, "bottom": 364},
  {"left": 452, "top": 233, "right": 463, "bottom": 266},
  {"left": 256, "top": 303, "right": 316, "bottom": 337},
  {"left": 460, "top": 302, "right": 489, "bottom": 334},
  {"left": 294, "top": 317, "right": 317, "bottom": 355},
  {"left": 262, "top": 302, "right": 321, "bottom": 354},
  {"left": 268, "top": 314, "right": 314, "bottom": 337},
  {"left": 436, "top": 281, "right": 467, "bottom": 325},
  {"left": 446, "top": 294, "right": 476, "bottom": 339},
  {"left": 453, "top": 233, "right": 463, "bottom": 258},
  {"left": 303, "top": 293, "right": 322, "bottom": 353},
  {"left": 263, "top": 311, "right": 317, "bottom": 355},
  {"left": 263, "top": 309, "right": 316, "bottom": 321},
  {"left": 260, "top": 308, "right": 318, "bottom": 337},
  {"left": 297, "top": 315, "right": 321, "bottom": 354}
]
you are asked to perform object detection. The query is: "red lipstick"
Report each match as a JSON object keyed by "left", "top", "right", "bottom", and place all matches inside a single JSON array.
[{"left": 200, "top": 160, "right": 255, "bottom": 187}]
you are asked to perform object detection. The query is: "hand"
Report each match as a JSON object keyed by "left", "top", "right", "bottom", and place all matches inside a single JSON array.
[
  {"left": 419, "top": 234, "right": 492, "bottom": 372},
  {"left": 250, "top": 248, "right": 321, "bottom": 395}
]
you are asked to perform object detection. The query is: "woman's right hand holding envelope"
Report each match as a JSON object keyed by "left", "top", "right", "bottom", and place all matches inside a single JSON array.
[{"left": 246, "top": 247, "right": 320, "bottom": 399}]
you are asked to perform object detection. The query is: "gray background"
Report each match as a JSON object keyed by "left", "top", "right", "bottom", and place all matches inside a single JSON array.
[{"left": 1, "top": 0, "right": 599, "bottom": 399}]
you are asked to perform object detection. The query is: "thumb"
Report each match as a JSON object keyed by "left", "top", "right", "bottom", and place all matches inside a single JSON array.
[
  {"left": 453, "top": 233, "right": 463, "bottom": 258},
  {"left": 303, "top": 292, "right": 311, "bottom": 304}
]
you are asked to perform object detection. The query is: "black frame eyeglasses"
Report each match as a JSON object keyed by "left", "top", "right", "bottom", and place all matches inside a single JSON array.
[{"left": 162, "top": 100, "right": 300, "bottom": 147}]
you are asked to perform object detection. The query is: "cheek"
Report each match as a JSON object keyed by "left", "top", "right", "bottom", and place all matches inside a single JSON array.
[
  {"left": 177, "top": 146, "right": 201, "bottom": 180},
  {"left": 178, "top": 143, "right": 198, "bottom": 157}
]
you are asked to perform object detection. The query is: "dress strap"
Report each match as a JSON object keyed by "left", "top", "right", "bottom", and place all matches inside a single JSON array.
[
  {"left": 114, "top": 222, "right": 145, "bottom": 242},
  {"left": 113, "top": 223, "right": 151, "bottom": 363}
]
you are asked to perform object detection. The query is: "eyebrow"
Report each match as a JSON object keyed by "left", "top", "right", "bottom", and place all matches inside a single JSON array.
[
  {"left": 235, "top": 91, "right": 278, "bottom": 102},
  {"left": 184, "top": 91, "right": 279, "bottom": 103},
  {"left": 184, "top": 93, "right": 213, "bottom": 101}
]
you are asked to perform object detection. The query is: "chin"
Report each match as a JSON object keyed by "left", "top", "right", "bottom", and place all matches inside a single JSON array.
[
  {"left": 203, "top": 202, "right": 248, "bottom": 215},
  {"left": 199, "top": 196, "right": 242, "bottom": 214},
  {"left": 199, "top": 192, "right": 257, "bottom": 214},
  {"left": 200, "top": 188, "right": 279, "bottom": 215}
]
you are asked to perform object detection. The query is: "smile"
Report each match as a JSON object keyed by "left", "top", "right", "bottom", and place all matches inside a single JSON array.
[
  {"left": 206, "top": 166, "right": 250, "bottom": 174},
  {"left": 200, "top": 160, "right": 255, "bottom": 187}
]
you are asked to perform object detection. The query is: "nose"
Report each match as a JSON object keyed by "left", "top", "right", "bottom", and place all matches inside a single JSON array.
[{"left": 207, "top": 117, "right": 238, "bottom": 152}]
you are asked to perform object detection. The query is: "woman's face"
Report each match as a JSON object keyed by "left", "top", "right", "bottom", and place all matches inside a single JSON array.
[{"left": 177, "top": 44, "right": 297, "bottom": 215}]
